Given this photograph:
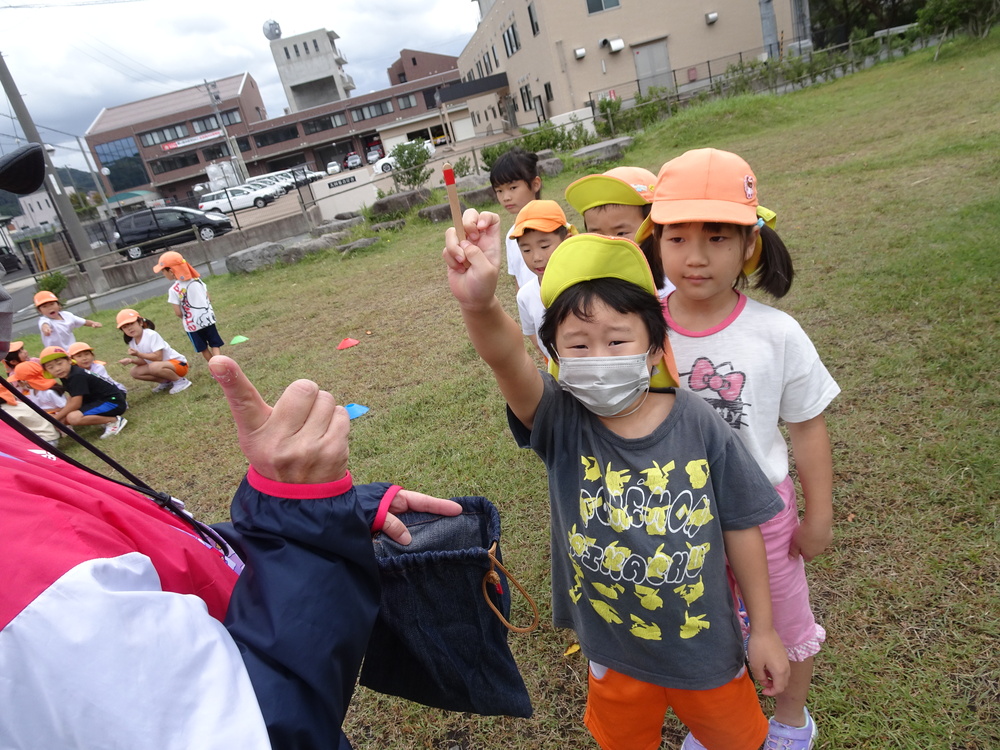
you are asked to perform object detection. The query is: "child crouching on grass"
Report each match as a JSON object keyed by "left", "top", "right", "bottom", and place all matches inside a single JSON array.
[
  {"left": 116, "top": 309, "right": 192, "bottom": 395},
  {"left": 39, "top": 346, "right": 127, "bottom": 439},
  {"left": 444, "top": 213, "right": 790, "bottom": 750},
  {"left": 68, "top": 342, "right": 128, "bottom": 394}
]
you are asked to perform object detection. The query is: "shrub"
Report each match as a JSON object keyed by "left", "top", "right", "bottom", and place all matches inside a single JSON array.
[
  {"left": 36, "top": 271, "right": 68, "bottom": 297},
  {"left": 481, "top": 142, "right": 514, "bottom": 170},
  {"left": 389, "top": 141, "right": 433, "bottom": 191},
  {"left": 451, "top": 156, "right": 473, "bottom": 178}
]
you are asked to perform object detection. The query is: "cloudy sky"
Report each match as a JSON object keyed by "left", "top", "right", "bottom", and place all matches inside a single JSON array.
[{"left": 0, "top": 0, "right": 481, "bottom": 171}]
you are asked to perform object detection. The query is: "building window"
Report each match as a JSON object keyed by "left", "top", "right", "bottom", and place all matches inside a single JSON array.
[
  {"left": 94, "top": 135, "right": 149, "bottom": 191},
  {"left": 398, "top": 94, "right": 417, "bottom": 110},
  {"left": 253, "top": 125, "right": 299, "bottom": 148},
  {"left": 528, "top": 3, "right": 540, "bottom": 35},
  {"left": 138, "top": 124, "right": 190, "bottom": 148},
  {"left": 202, "top": 142, "right": 231, "bottom": 160},
  {"left": 304, "top": 42, "right": 310, "bottom": 54},
  {"left": 586, "top": 0, "right": 620, "bottom": 12},
  {"left": 221, "top": 109, "right": 242, "bottom": 126},
  {"left": 313, "top": 39, "right": 319, "bottom": 52},
  {"left": 191, "top": 115, "right": 219, "bottom": 134},
  {"left": 483, "top": 53, "right": 493, "bottom": 74},
  {"left": 350, "top": 100, "right": 393, "bottom": 122},
  {"left": 544, "top": 82, "right": 554, "bottom": 101},
  {"left": 284, "top": 47, "right": 290, "bottom": 60},
  {"left": 503, "top": 23, "right": 521, "bottom": 57},
  {"left": 493, "top": 46, "right": 499, "bottom": 67},
  {"left": 150, "top": 151, "right": 200, "bottom": 175},
  {"left": 398, "top": 72, "right": 407, "bottom": 83},
  {"left": 294, "top": 44, "right": 300, "bottom": 57},
  {"left": 520, "top": 84, "right": 534, "bottom": 111},
  {"left": 411, "top": 56, "right": 417, "bottom": 65},
  {"left": 303, "top": 112, "right": 347, "bottom": 134},
  {"left": 476, "top": 61, "right": 484, "bottom": 78}
]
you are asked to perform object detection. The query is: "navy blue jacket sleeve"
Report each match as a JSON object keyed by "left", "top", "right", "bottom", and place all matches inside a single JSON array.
[{"left": 222, "top": 476, "right": 394, "bottom": 750}]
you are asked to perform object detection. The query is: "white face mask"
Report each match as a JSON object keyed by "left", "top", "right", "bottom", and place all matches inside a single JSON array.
[{"left": 557, "top": 352, "right": 651, "bottom": 417}]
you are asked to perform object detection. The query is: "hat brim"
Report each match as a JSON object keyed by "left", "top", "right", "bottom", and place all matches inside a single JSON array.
[
  {"left": 565, "top": 175, "right": 650, "bottom": 216},
  {"left": 0, "top": 144, "right": 46, "bottom": 196},
  {"left": 510, "top": 218, "right": 569, "bottom": 238},
  {"left": 650, "top": 199, "right": 758, "bottom": 227}
]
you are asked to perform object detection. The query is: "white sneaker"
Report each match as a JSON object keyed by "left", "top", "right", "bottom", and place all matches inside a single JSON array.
[
  {"left": 169, "top": 378, "right": 192, "bottom": 394},
  {"left": 100, "top": 416, "right": 127, "bottom": 439},
  {"left": 151, "top": 381, "right": 172, "bottom": 393}
]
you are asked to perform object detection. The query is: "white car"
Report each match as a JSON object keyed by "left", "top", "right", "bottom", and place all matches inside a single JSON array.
[
  {"left": 198, "top": 186, "right": 274, "bottom": 213},
  {"left": 242, "top": 179, "right": 285, "bottom": 198},
  {"left": 326, "top": 161, "right": 342, "bottom": 175},
  {"left": 373, "top": 140, "right": 436, "bottom": 173}
]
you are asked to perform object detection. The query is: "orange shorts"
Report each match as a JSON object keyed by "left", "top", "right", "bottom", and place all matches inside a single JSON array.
[
  {"left": 167, "top": 359, "right": 189, "bottom": 377},
  {"left": 584, "top": 666, "right": 767, "bottom": 750}
]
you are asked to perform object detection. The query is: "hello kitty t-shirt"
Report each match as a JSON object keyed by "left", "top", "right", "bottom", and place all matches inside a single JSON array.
[{"left": 664, "top": 293, "right": 840, "bottom": 486}]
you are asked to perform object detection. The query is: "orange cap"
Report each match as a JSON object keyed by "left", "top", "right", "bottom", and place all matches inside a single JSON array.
[
  {"left": 650, "top": 148, "right": 759, "bottom": 226},
  {"left": 153, "top": 250, "right": 199, "bottom": 279},
  {"left": 510, "top": 199, "right": 573, "bottom": 239},
  {"left": 68, "top": 342, "right": 94, "bottom": 357},
  {"left": 33, "top": 290, "right": 59, "bottom": 307},
  {"left": 9, "top": 341, "right": 24, "bottom": 353},
  {"left": 564, "top": 166, "right": 656, "bottom": 216},
  {"left": 12, "top": 360, "right": 57, "bottom": 389},
  {"left": 116, "top": 308, "right": 142, "bottom": 329}
]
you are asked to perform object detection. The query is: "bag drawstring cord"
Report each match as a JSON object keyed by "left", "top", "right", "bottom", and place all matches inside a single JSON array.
[{"left": 482, "top": 542, "right": 540, "bottom": 634}]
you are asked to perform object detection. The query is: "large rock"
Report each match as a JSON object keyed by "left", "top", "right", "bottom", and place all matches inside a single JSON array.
[
  {"left": 537, "top": 157, "right": 564, "bottom": 177},
  {"left": 456, "top": 173, "right": 490, "bottom": 190},
  {"left": 310, "top": 216, "right": 364, "bottom": 237},
  {"left": 370, "top": 188, "right": 432, "bottom": 217},
  {"left": 572, "top": 137, "right": 634, "bottom": 165},
  {"left": 227, "top": 242, "right": 297, "bottom": 274},
  {"left": 371, "top": 219, "right": 406, "bottom": 232},
  {"left": 458, "top": 185, "right": 497, "bottom": 207},
  {"left": 419, "top": 203, "right": 468, "bottom": 223},
  {"left": 535, "top": 149, "right": 556, "bottom": 160},
  {"left": 334, "top": 210, "right": 361, "bottom": 220},
  {"left": 337, "top": 237, "right": 381, "bottom": 255}
]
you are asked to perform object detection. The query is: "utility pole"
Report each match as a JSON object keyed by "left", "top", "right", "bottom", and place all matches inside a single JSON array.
[
  {"left": 204, "top": 79, "right": 248, "bottom": 185},
  {"left": 0, "top": 51, "right": 108, "bottom": 293}
]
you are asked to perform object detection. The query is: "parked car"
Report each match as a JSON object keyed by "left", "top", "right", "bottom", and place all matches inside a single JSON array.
[
  {"left": 113, "top": 207, "right": 233, "bottom": 261},
  {"left": 433, "top": 134, "right": 449, "bottom": 146},
  {"left": 344, "top": 152, "right": 362, "bottom": 170},
  {"left": 372, "top": 140, "right": 436, "bottom": 173},
  {"left": 242, "top": 179, "right": 285, "bottom": 198},
  {"left": 366, "top": 149, "right": 382, "bottom": 164},
  {"left": 326, "top": 161, "right": 342, "bottom": 175},
  {"left": 198, "top": 185, "right": 275, "bottom": 213},
  {"left": 0, "top": 245, "right": 23, "bottom": 273},
  {"left": 252, "top": 173, "right": 294, "bottom": 192}
]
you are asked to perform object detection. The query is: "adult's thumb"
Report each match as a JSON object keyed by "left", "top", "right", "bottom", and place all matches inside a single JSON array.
[{"left": 209, "top": 355, "right": 271, "bottom": 435}]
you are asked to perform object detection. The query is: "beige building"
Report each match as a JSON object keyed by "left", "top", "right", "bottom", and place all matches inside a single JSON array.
[
  {"left": 270, "top": 28, "right": 356, "bottom": 114},
  {"left": 457, "top": 0, "right": 810, "bottom": 133}
]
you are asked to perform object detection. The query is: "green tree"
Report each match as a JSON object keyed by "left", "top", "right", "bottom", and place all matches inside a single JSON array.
[
  {"left": 918, "top": 0, "right": 999, "bottom": 39},
  {"left": 390, "top": 141, "right": 433, "bottom": 191}
]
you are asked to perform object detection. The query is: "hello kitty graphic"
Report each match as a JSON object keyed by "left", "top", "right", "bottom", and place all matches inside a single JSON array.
[{"left": 683, "top": 356, "right": 749, "bottom": 429}]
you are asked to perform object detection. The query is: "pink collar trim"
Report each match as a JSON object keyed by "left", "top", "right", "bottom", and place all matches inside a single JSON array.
[{"left": 665, "top": 292, "right": 747, "bottom": 337}]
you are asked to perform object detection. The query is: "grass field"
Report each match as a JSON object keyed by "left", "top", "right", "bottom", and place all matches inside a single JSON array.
[{"left": 20, "top": 30, "right": 1000, "bottom": 750}]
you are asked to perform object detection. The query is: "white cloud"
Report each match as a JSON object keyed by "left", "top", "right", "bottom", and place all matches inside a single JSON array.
[{"left": 1, "top": 0, "right": 479, "bottom": 169}]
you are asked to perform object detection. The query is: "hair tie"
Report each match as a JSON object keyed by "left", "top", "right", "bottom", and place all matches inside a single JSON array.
[{"left": 755, "top": 217, "right": 765, "bottom": 229}]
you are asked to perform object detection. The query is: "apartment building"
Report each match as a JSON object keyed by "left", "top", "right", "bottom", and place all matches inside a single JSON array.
[
  {"left": 270, "top": 28, "right": 356, "bottom": 114},
  {"left": 456, "top": 0, "right": 811, "bottom": 133}
]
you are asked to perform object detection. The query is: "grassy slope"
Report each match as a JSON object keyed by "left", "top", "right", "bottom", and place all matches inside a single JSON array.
[{"left": 29, "top": 31, "right": 1000, "bottom": 750}]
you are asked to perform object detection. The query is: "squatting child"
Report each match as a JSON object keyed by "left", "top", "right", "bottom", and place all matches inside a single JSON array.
[
  {"left": 39, "top": 346, "right": 127, "bottom": 439},
  {"left": 68, "top": 342, "right": 128, "bottom": 393},
  {"left": 116, "top": 309, "right": 192, "bottom": 395},
  {"left": 444, "top": 214, "right": 790, "bottom": 750}
]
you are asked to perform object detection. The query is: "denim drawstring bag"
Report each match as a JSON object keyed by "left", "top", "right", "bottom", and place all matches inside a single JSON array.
[{"left": 359, "top": 495, "right": 538, "bottom": 717}]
